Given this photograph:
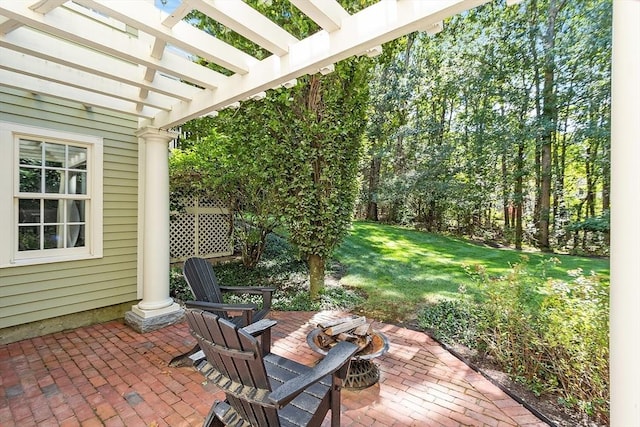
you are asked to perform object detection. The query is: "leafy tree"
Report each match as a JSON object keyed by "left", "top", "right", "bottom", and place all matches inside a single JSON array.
[
  {"left": 170, "top": 124, "right": 283, "bottom": 268},
  {"left": 178, "top": 0, "right": 374, "bottom": 296},
  {"left": 278, "top": 61, "right": 371, "bottom": 298}
]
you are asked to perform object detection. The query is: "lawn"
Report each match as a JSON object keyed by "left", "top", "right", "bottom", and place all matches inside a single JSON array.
[{"left": 333, "top": 221, "right": 610, "bottom": 322}]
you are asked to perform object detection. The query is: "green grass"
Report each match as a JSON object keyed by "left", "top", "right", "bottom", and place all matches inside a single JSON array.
[{"left": 333, "top": 221, "right": 610, "bottom": 322}]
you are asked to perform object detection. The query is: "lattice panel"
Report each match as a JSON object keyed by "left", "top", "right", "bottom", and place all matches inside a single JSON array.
[
  {"left": 199, "top": 197, "right": 227, "bottom": 209},
  {"left": 170, "top": 197, "right": 232, "bottom": 262},
  {"left": 170, "top": 213, "right": 196, "bottom": 260},
  {"left": 198, "top": 214, "right": 232, "bottom": 255}
]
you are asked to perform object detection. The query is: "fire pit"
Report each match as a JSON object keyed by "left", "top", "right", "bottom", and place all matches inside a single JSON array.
[{"left": 306, "top": 316, "right": 389, "bottom": 389}]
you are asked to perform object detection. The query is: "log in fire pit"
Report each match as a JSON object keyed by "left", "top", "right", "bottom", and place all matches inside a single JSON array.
[{"left": 306, "top": 315, "right": 389, "bottom": 389}]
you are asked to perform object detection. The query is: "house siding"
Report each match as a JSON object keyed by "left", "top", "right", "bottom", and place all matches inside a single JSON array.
[{"left": 0, "top": 87, "right": 140, "bottom": 329}]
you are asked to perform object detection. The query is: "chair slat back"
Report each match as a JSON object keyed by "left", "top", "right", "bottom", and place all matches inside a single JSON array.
[
  {"left": 183, "top": 258, "right": 226, "bottom": 317},
  {"left": 186, "top": 309, "right": 280, "bottom": 426}
]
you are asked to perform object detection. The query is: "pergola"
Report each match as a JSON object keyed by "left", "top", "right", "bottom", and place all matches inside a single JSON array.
[
  {"left": 0, "top": 0, "right": 496, "bottom": 128},
  {"left": 1, "top": 1, "right": 638, "bottom": 424}
]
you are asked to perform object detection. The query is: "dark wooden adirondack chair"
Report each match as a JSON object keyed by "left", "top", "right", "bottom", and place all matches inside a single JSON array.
[
  {"left": 169, "top": 257, "right": 275, "bottom": 366},
  {"left": 185, "top": 309, "right": 359, "bottom": 427}
]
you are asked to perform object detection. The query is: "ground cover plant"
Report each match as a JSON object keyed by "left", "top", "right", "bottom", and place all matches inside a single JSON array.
[{"left": 170, "top": 233, "right": 364, "bottom": 313}]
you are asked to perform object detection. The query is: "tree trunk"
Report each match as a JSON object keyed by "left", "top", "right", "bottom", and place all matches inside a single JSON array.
[
  {"left": 366, "top": 155, "right": 381, "bottom": 221},
  {"left": 308, "top": 254, "right": 325, "bottom": 300},
  {"left": 539, "top": 135, "right": 552, "bottom": 251},
  {"left": 602, "top": 146, "right": 610, "bottom": 246},
  {"left": 501, "top": 153, "right": 510, "bottom": 229},
  {"left": 515, "top": 140, "right": 525, "bottom": 250},
  {"left": 538, "top": 0, "right": 561, "bottom": 252},
  {"left": 528, "top": 0, "right": 543, "bottom": 241}
]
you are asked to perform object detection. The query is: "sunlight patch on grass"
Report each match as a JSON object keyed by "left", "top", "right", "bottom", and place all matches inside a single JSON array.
[{"left": 333, "top": 221, "right": 609, "bottom": 322}]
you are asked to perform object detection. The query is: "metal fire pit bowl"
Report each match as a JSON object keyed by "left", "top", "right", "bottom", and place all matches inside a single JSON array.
[{"left": 306, "top": 328, "right": 390, "bottom": 389}]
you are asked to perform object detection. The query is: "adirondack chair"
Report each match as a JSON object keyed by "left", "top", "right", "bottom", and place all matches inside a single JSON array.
[
  {"left": 185, "top": 309, "right": 359, "bottom": 427},
  {"left": 169, "top": 257, "right": 275, "bottom": 367}
]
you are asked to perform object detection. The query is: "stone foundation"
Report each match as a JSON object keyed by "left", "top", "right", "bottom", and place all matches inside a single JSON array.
[{"left": 124, "top": 306, "right": 185, "bottom": 333}]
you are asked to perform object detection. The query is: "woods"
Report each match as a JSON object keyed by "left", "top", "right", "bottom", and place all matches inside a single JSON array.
[
  {"left": 359, "top": 0, "right": 611, "bottom": 255},
  {"left": 170, "top": 0, "right": 612, "bottom": 292}
]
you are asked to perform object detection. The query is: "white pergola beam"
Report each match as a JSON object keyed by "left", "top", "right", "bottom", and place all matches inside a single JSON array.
[
  {"left": 75, "top": 0, "right": 256, "bottom": 75},
  {"left": 289, "top": 0, "right": 349, "bottom": 32},
  {"left": 150, "top": 0, "right": 491, "bottom": 128},
  {"left": 29, "top": 0, "right": 68, "bottom": 14},
  {"left": 0, "top": 27, "right": 200, "bottom": 102},
  {"left": 161, "top": 0, "right": 193, "bottom": 28},
  {"left": 0, "top": 48, "right": 175, "bottom": 110},
  {"left": 0, "top": 68, "right": 160, "bottom": 118},
  {"left": 0, "top": 1, "right": 227, "bottom": 90},
  {"left": 0, "top": 17, "right": 22, "bottom": 34},
  {"left": 190, "top": 0, "right": 298, "bottom": 56}
]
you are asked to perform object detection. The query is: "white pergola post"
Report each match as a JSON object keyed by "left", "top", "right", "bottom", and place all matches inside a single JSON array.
[
  {"left": 125, "top": 127, "right": 183, "bottom": 333},
  {"left": 610, "top": 1, "right": 640, "bottom": 425}
]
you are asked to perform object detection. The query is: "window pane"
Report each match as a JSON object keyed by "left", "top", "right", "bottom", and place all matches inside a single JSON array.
[
  {"left": 15, "top": 137, "right": 94, "bottom": 258},
  {"left": 45, "top": 169, "right": 64, "bottom": 193},
  {"left": 44, "top": 199, "right": 61, "bottom": 223},
  {"left": 43, "top": 225, "right": 61, "bottom": 249},
  {"left": 19, "top": 199, "right": 40, "bottom": 224},
  {"left": 44, "top": 143, "right": 66, "bottom": 168},
  {"left": 67, "top": 200, "right": 85, "bottom": 222},
  {"left": 19, "top": 140, "right": 42, "bottom": 166},
  {"left": 18, "top": 226, "right": 40, "bottom": 251},
  {"left": 68, "top": 171, "right": 87, "bottom": 195},
  {"left": 19, "top": 167, "right": 42, "bottom": 192},
  {"left": 67, "top": 224, "right": 85, "bottom": 248},
  {"left": 68, "top": 146, "right": 87, "bottom": 170}
]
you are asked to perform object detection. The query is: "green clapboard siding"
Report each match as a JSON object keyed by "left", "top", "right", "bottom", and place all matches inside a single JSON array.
[{"left": 0, "top": 86, "right": 140, "bottom": 329}]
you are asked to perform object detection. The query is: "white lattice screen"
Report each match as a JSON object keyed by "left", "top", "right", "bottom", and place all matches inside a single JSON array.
[{"left": 170, "top": 195, "right": 233, "bottom": 262}]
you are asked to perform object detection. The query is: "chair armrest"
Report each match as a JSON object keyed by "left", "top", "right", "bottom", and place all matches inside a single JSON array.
[
  {"left": 242, "top": 319, "right": 277, "bottom": 336},
  {"left": 268, "top": 341, "right": 359, "bottom": 407},
  {"left": 185, "top": 300, "right": 258, "bottom": 312},
  {"left": 219, "top": 286, "right": 276, "bottom": 295},
  {"left": 218, "top": 287, "right": 275, "bottom": 315}
]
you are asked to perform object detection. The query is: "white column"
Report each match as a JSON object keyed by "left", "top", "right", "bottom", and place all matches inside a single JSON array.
[
  {"left": 126, "top": 127, "right": 182, "bottom": 332},
  {"left": 610, "top": 1, "right": 640, "bottom": 426}
]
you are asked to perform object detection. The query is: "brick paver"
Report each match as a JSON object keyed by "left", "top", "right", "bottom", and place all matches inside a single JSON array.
[{"left": 0, "top": 310, "right": 548, "bottom": 426}]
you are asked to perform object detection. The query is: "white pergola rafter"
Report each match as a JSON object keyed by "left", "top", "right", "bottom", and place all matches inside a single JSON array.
[
  {"left": 0, "top": 48, "right": 176, "bottom": 111},
  {"left": 189, "top": 0, "right": 299, "bottom": 56},
  {"left": 0, "top": 0, "right": 490, "bottom": 129},
  {"left": 289, "top": 0, "right": 350, "bottom": 32}
]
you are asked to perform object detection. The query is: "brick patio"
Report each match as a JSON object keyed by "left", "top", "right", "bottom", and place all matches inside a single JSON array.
[{"left": 0, "top": 310, "right": 549, "bottom": 426}]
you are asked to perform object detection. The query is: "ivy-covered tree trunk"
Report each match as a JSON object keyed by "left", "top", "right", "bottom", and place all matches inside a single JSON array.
[
  {"left": 308, "top": 254, "right": 325, "bottom": 299},
  {"left": 277, "top": 61, "right": 371, "bottom": 299}
]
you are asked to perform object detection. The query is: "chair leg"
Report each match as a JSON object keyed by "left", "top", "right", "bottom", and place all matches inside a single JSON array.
[
  {"left": 330, "top": 378, "right": 344, "bottom": 427},
  {"left": 260, "top": 327, "right": 271, "bottom": 356},
  {"left": 168, "top": 343, "right": 201, "bottom": 367}
]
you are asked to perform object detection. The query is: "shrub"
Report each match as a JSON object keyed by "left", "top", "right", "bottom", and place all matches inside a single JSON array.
[
  {"left": 418, "top": 257, "right": 609, "bottom": 423},
  {"left": 475, "top": 257, "right": 609, "bottom": 423}
]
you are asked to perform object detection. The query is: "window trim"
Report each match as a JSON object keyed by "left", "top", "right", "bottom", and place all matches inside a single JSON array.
[{"left": 0, "top": 122, "right": 103, "bottom": 267}]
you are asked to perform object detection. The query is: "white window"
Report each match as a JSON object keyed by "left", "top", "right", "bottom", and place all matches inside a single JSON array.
[{"left": 0, "top": 122, "right": 103, "bottom": 267}]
